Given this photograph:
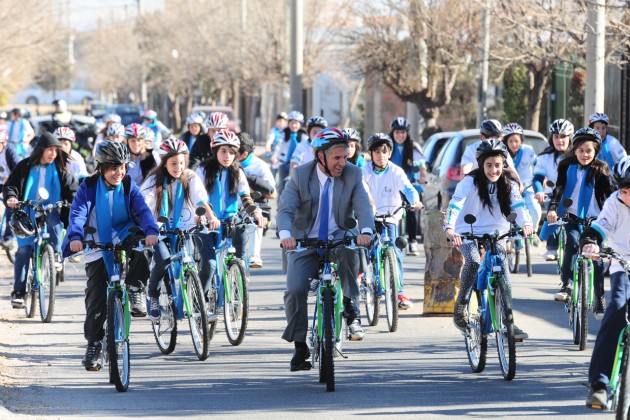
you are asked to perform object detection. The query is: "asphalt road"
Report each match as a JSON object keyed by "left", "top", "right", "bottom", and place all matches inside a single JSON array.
[{"left": 0, "top": 232, "right": 612, "bottom": 419}]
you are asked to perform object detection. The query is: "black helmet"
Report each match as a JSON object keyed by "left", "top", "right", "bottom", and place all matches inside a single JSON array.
[
  {"left": 367, "top": 133, "right": 393, "bottom": 151},
  {"left": 572, "top": 127, "right": 602, "bottom": 153},
  {"left": 480, "top": 119, "right": 503, "bottom": 138},
  {"left": 306, "top": 116, "right": 328, "bottom": 132},
  {"left": 10, "top": 209, "right": 35, "bottom": 238},
  {"left": 613, "top": 156, "right": 630, "bottom": 187},
  {"left": 236, "top": 132, "right": 255, "bottom": 154},
  {"left": 476, "top": 138, "right": 509, "bottom": 165},
  {"left": 390, "top": 117, "right": 410, "bottom": 132},
  {"left": 95, "top": 140, "right": 131, "bottom": 165}
]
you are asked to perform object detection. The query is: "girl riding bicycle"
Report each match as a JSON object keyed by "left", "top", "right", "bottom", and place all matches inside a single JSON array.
[
  {"left": 139, "top": 138, "right": 218, "bottom": 320},
  {"left": 4, "top": 132, "right": 78, "bottom": 308},
  {"left": 547, "top": 128, "right": 614, "bottom": 316},
  {"left": 444, "top": 139, "right": 532, "bottom": 340},
  {"left": 344, "top": 128, "right": 366, "bottom": 168}
]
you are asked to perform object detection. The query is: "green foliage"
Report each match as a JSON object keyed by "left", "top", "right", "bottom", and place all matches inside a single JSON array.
[
  {"left": 503, "top": 65, "right": 528, "bottom": 126},
  {"left": 567, "top": 69, "right": 585, "bottom": 126}
]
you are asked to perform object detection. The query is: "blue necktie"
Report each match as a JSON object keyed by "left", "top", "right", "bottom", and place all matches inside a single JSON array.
[{"left": 318, "top": 178, "right": 331, "bottom": 257}]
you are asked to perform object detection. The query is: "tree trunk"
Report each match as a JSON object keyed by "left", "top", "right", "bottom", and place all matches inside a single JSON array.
[{"left": 525, "top": 64, "right": 552, "bottom": 132}]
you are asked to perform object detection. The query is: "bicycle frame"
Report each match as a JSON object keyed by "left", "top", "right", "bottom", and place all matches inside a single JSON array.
[
  {"left": 314, "top": 262, "right": 343, "bottom": 347},
  {"left": 104, "top": 250, "right": 131, "bottom": 344},
  {"left": 165, "top": 234, "right": 198, "bottom": 320},
  {"left": 213, "top": 227, "right": 238, "bottom": 309},
  {"left": 572, "top": 254, "right": 594, "bottom": 309},
  {"left": 472, "top": 245, "right": 505, "bottom": 335},
  {"left": 373, "top": 221, "right": 401, "bottom": 294}
]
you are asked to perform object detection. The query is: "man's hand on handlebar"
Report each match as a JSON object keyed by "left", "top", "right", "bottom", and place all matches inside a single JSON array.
[
  {"left": 281, "top": 237, "right": 297, "bottom": 250},
  {"left": 356, "top": 234, "right": 371, "bottom": 247}
]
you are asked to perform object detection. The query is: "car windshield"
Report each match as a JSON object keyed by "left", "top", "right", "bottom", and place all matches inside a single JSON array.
[
  {"left": 113, "top": 106, "right": 141, "bottom": 114},
  {"left": 433, "top": 136, "right": 454, "bottom": 171}
]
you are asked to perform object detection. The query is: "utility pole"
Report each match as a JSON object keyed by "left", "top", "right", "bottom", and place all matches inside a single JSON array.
[
  {"left": 476, "top": 0, "right": 490, "bottom": 127},
  {"left": 138, "top": 0, "right": 147, "bottom": 108},
  {"left": 289, "top": 0, "right": 303, "bottom": 112},
  {"left": 584, "top": 0, "right": 606, "bottom": 125}
]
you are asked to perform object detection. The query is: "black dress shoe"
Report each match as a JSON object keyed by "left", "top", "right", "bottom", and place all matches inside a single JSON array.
[{"left": 290, "top": 346, "right": 312, "bottom": 371}]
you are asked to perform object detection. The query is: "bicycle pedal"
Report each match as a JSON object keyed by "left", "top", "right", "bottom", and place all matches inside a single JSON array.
[
  {"left": 131, "top": 312, "right": 147, "bottom": 318},
  {"left": 85, "top": 364, "right": 102, "bottom": 372},
  {"left": 207, "top": 313, "right": 218, "bottom": 323},
  {"left": 514, "top": 338, "right": 524, "bottom": 343}
]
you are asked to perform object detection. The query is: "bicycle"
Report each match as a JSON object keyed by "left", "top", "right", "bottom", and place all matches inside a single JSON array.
[
  {"left": 152, "top": 208, "right": 210, "bottom": 360},
  {"left": 506, "top": 185, "right": 534, "bottom": 277},
  {"left": 361, "top": 205, "right": 408, "bottom": 332},
  {"left": 582, "top": 248, "right": 630, "bottom": 417},
  {"left": 0, "top": 194, "right": 15, "bottom": 264},
  {"left": 287, "top": 234, "right": 360, "bottom": 392},
  {"left": 80, "top": 225, "right": 149, "bottom": 392},
  {"left": 460, "top": 213, "right": 522, "bottom": 381},
  {"left": 206, "top": 214, "right": 251, "bottom": 346},
  {"left": 17, "top": 193, "right": 69, "bottom": 323}
]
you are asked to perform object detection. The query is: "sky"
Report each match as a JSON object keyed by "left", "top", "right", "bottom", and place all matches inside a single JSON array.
[{"left": 57, "top": 0, "right": 164, "bottom": 32}]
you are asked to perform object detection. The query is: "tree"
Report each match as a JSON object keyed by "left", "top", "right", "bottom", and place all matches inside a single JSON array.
[{"left": 346, "top": 0, "right": 481, "bottom": 129}]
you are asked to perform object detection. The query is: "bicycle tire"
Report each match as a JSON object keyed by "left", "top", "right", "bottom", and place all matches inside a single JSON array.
[
  {"left": 207, "top": 286, "right": 217, "bottom": 342},
  {"left": 38, "top": 244, "right": 56, "bottom": 323},
  {"left": 362, "top": 261, "right": 379, "bottom": 327},
  {"left": 151, "top": 279, "right": 177, "bottom": 355},
  {"left": 185, "top": 270, "right": 209, "bottom": 360},
  {"left": 507, "top": 239, "right": 519, "bottom": 274},
  {"left": 579, "top": 259, "right": 589, "bottom": 351},
  {"left": 322, "top": 287, "right": 335, "bottom": 392},
  {"left": 383, "top": 248, "right": 399, "bottom": 333},
  {"left": 495, "top": 279, "right": 516, "bottom": 380},
  {"left": 525, "top": 236, "right": 532, "bottom": 277},
  {"left": 55, "top": 263, "right": 64, "bottom": 286},
  {"left": 557, "top": 227, "right": 565, "bottom": 274},
  {"left": 616, "top": 332, "right": 630, "bottom": 418},
  {"left": 465, "top": 289, "right": 487, "bottom": 373},
  {"left": 24, "top": 271, "right": 37, "bottom": 319},
  {"left": 5, "top": 247, "right": 14, "bottom": 264},
  {"left": 107, "top": 288, "right": 130, "bottom": 392},
  {"left": 224, "top": 259, "right": 249, "bottom": 346}
]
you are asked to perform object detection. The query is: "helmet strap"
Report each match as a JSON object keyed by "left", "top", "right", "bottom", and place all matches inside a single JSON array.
[{"left": 316, "top": 151, "right": 333, "bottom": 177}]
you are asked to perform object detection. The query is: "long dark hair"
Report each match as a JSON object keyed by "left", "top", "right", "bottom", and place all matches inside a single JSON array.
[
  {"left": 469, "top": 154, "right": 518, "bottom": 218},
  {"left": 557, "top": 155, "right": 610, "bottom": 185},
  {"left": 540, "top": 134, "right": 571, "bottom": 159},
  {"left": 388, "top": 130, "right": 417, "bottom": 172},
  {"left": 145, "top": 154, "right": 193, "bottom": 215},
  {"left": 199, "top": 148, "right": 240, "bottom": 195},
  {"left": 28, "top": 146, "right": 70, "bottom": 174}
]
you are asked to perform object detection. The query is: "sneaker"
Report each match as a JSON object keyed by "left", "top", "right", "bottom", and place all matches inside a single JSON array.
[
  {"left": 453, "top": 301, "right": 468, "bottom": 331},
  {"left": 348, "top": 319, "right": 365, "bottom": 341},
  {"left": 513, "top": 325, "right": 529, "bottom": 341},
  {"left": 543, "top": 250, "right": 557, "bottom": 261},
  {"left": 398, "top": 295, "right": 413, "bottom": 309},
  {"left": 593, "top": 297, "right": 606, "bottom": 321},
  {"left": 585, "top": 382, "right": 608, "bottom": 409},
  {"left": 249, "top": 257, "right": 263, "bottom": 269},
  {"left": 407, "top": 241, "right": 419, "bottom": 256},
  {"left": 147, "top": 296, "right": 161, "bottom": 321},
  {"left": 10, "top": 292, "right": 25, "bottom": 309},
  {"left": 129, "top": 288, "right": 147, "bottom": 317},
  {"left": 81, "top": 341, "right": 102, "bottom": 371},
  {"left": 554, "top": 285, "right": 572, "bottom": 302}
]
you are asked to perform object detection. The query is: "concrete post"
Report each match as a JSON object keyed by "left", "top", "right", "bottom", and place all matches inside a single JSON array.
[
  {"left": 584, "top": 0, "right": 606, "bottom": 124},
  {"left": 289, "top": 0, "right": 303, "bottom": 112}
]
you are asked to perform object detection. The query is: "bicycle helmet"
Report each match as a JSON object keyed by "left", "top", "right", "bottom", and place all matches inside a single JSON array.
[
  {"left": 107, "top": 123, "right": 125, "bottom": 138},
  {"left": 277, "top": 112, "right": 288, "bottom": 120},
  {"left": 95, "top": 140, "right": 131, "bottom": 165},
  {"left": 588, "top": 112, "right": 609, "bottom": 127},
  {"left": 367, "top": 133, "right": 393, "bottom": 151},
  {"left": 549, "top": 119, "right": 574, "bottom": 136},
  {"left": 502, "top": 122, "right": 523, "bottom": 138},
  {"left": 207, "top": 112, "right": 229, "bottom": 129},
  {"left": 612, "top": 156, "right": 630, "bottom": 187},
  {"left": 572, "top": 127, "right": 602, "bottom": 152},
  {"left": 287, "top": 111, "right": 304, "bottom": 124},
  {"left": 158, "top": 138, "right": 189, "bottom": 157},
  {"left": 476, "top": 138, "right": 509, "bottom": 165},
  {"left": 480, "top": 119, "right": 503, "bottom": 138},
  {"left": 306, "top": 116, "right": 328, "bottom": 132},
  {"left": 211, "top": 130, "right": 240, "bottom": 151},
  {"left": 53, "top": 99, "right": 67, "bottom": 112},
  {"left": 9, "top": 209, "right": 35, "bottom": 238},
  {"left": 104, "top": 113, "right": 122, "bottom": 124},
  {"left": 186, "top": 112, "right": 205, "bottom": 127},
  {"left": 124, "top": 123, "right": 147, "bottom": 139},
  {"left": 0, "top": 129, "right": 8, "bottom": 144},
  {"left": 236, "top": 132, "right": 255, "bottom": 154},
  {"left": 390, "top": 117, "right": 410, "bottom": 132},
  {"left": 53, "top": 127, "right": 76, "bottom": 142},
  {"left": 343, "top": 128, "right": 362, "bottom": 143},
  {"left": 311, "top": 128, "right": 349, "bottom": 152},
  {"left": 0, "top": 111, "right": 7, "bottom": 120},
  {"left": 143, "top": 109, "right": 158, "bottom": 122}
]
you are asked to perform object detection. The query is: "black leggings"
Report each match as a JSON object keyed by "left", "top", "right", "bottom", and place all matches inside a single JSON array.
[{"left": 456, "top": 240, "right": 512, "bottom": 305}]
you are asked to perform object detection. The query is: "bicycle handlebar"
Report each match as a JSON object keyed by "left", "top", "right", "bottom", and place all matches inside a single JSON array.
[{"left": 582, "top": 247, "right": 630, "bottom": 273}]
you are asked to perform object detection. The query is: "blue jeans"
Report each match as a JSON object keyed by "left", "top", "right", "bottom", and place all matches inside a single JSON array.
[
  {"left": 589, "top": 272, "right": 629, "bottom": 385},
  {"left": 561, "top": 221, "right": 604, "bottom": 299},
  {"left": 13, "top": 210, "right": 62, "bottom": 295},
  {"left": 2, "top": 207, "right": 14, "bottom": 240},
  {"left": 384, "top": 222, "right": 405, "bottom": 294}
]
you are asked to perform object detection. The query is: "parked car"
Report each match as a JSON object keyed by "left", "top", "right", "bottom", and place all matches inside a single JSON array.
[
  {"left": 423, "top": 129, "right": 548, "bottom": 211},
  {"left": 191, "top": 105, "right": 240, "bottom": 132},
  {"left": 85, "top": 101, "right": 109, "bottom": 119},
  {"left": 10, "top": 85, "right": 98, "bottom": 106},
  {"left": 105, "top": 104, "right": 144, "bottom": 126},
  {"left": 421, "top": 131, "right": 455, "bottom": 210}
]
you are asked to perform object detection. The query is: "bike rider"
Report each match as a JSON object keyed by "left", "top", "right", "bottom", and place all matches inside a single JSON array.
[
  {"left": 53, "top": 127, "right": 89, "bottom": 182},
  {"left": 388, "top": 117, "right": 427, "bottom": 256},
  {"left": 7, "top": 108, "right": 35, "bottom": 159},
  {"left": 535, "top": 119, "right": 574, "bottom": 261},
  {"left": 271, "top": 111, "right": 308, "bottom": 201},
  {"left": 139, "top": 138, "right": 218, "bottom": 320},
  {"left": 142, "top": 109, "right": 170, "bottom": 148},
  {"left": 362, "top": 132, "right": 423, "bottom": 309},
  {"left": 181, "top": 112, "right": 208, "bottom": 150},
  {"left": 265, "top": 112, "right": 288, "bottom": 179},
  {"left": 0, "top": 129, "right": 20, "bottom": 251},
  {"left": 587, "top": 112, "right": 627, "bottom": 170},
  {"left": 125, "top": 123, "right": 158, "bottom": 187},
  {"left": 581, "top": 156, "right": 630, "bottom": 409},
  {"left": 50, "top": 99, "right": 72, "bottom": 130},
  {"left": 445, "top": 139, "right": 531, "bottom": 340},
  {"left": 4, "top": 132, "right": 78, "bottom": 308},
  {"left": 236, "top": 132, "right": 276, "bottom": 269},
  {"left": 547, "top": 128, "right": 614, "bottom": 318},
  {"left": 290, "top": 115, "right": 327, "bottom": 167},
  {"left": 189, "top": 112, "right": 229, "bottom": 169},
  {"left": 344, "top": 128, "right": 366, "bottom": 167},
  {"left": 278, "top": 127, "right": 374, "bottom": 371},
  {"left": 105, "top": 123, "right": 126, "bottom": 144}
]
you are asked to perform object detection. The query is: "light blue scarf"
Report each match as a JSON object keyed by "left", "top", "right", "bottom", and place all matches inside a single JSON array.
[
  {"left": 209, "top": 169, "right": 238, "bottom": 220},
  {"left": 560, "top": 163, "right": 594, "bottom": 219},
  {"left": 161, "top": 179, "right": 184, "bottom": 279},
  {"left": 285, "top": 131, "right": 299, "bottom": 169},
  {"left": 17, "top": 164, "right": 61, "bottom": 247},
  {"left": 598, "top": 137, "right": 614, "bottom": 169},
  {"left": 513, "top": 147, "right": 523, "bottom": 169},
  {"left": 8, "top": 120, "right": 25, "bottom": 156}
]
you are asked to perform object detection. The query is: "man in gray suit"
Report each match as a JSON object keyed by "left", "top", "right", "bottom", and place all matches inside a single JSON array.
[{"left": 278, "top": 127, "right": 374, "bottom": 371}]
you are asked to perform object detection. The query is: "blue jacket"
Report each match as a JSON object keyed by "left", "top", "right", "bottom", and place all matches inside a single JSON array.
[{"left": 62, "top": 173, "right": 159, "bottom": 258}]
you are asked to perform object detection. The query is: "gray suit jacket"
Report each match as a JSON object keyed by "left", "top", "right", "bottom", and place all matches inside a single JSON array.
[{"left": 277, "top": 160, "right": 374, "bottom": 238}]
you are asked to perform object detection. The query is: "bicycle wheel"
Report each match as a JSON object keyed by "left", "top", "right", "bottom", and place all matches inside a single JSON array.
[
  {"left": 322, "top": 287, "right": 335, "bottom": 392},
  {"left": 557, "top": 227, "right": 565, "bottom": 274},
  {"left": 383, "top": 248, "right": 399, "bottom": 333},
  {"left": 38, "top": 244, "right": 56, "bottom": 323},
  {"left": 616, "top": 332, "right": 630, "bottom": 418},
  {"left": 465, "top": 289, "right": 487, "bottom": 373},
  {"left": 525, "top": 236, "right": 533, "bottom": 277},
  {"left": 507, "top": 239, "right": 519, "bottom": 274},
  {"left": 362, "top": 261, "right": 379, "bottom": 327},
  {"left": 224, "top": 260, "right": 249, "bottom": 346},
  {"left": 578, "top": 259, "right": 589, "bottom": 351},
  {"left": 185, "top": 270, "right": 209, "bottom": 360},
  {"left": 56, "top": 263, "right": 64, "bottom": 286},
  {"left": 207, "top": 285, "right": 217, "bottom": 342},
  {"left": 151, "top": 278, "right": 177, "bottom": 355},
  {"left": 107, "top": 288, "right": 130, "bottom": 392},
  {"left": 24, "top": 271, "right": 38, "bottom": 319},
  {"left": 495, "top": 279, "right": 516, "bottom": 381}
]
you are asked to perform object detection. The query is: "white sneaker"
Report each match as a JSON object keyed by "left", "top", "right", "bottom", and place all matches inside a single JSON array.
[
  {"left": 543, "top": 250, "right": 557, "bottom": 261},
  {"left": 249, "top": 257, "right": 263, "bottom": 269},
  {"left": 347, "top": 320, "right": 365, "bottom": 341}
]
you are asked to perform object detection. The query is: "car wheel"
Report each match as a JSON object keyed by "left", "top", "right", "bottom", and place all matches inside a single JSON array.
[{"left": 26, "top": 96, "right": 38, "bottom": 105}]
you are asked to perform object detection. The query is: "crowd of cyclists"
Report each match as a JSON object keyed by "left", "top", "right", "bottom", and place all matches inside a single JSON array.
[{"left": 0, "top": 104, "right": 629, "bottom": 410}]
